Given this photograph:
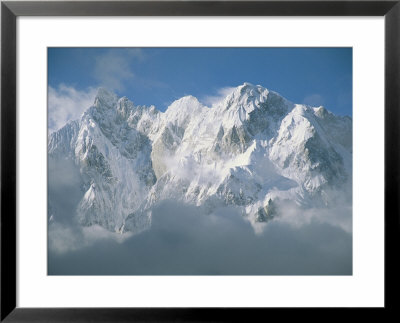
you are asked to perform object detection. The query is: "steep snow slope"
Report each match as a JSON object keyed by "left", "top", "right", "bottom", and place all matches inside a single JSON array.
[
  {"left": 48, "top": 83, "right": 352, "bottom": 233},
  {"left": 49, "top": 89, "right": 157, "bottom": 233}
]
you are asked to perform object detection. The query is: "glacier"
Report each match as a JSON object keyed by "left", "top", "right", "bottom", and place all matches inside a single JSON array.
[{"left": 48, "top": 83, "right": 352, "bottom": 235}]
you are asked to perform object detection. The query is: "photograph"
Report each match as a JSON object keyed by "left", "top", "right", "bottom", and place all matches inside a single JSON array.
[{"left": 47, "top": 47, "right": 353, "bottom": 275}]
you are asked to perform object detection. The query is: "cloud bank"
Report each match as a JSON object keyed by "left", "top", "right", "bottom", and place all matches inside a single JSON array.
[
  {"left": 201, "top": 86, "right": 236, "bottom": 107},
  {"left": 303, "top": 93, "right": 324, "bottom": 107},
  {"left": 93, "top": 48, "right": 144, "bottom": 91},
  {"left": 48, "top": 49, "right": 146, "bottom": 133},
  {"left": 48, "top": 84, "right": 97, "bottom": 133},
  {"left": 48, "top": 200, "right": 352, "bottom": 275}
]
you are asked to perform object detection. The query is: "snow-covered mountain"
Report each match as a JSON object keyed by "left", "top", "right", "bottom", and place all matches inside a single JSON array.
[{"left": 48, "top": 83, "right": 352, "bottom": 234}]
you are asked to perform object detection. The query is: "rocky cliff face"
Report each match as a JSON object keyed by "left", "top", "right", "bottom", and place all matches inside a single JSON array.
[{"left": 48, "top": 83, "right": 352, "bottom": 233}]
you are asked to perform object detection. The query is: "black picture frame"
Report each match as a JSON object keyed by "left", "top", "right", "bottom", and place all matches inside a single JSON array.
[{"left": 1, "top": 0, "right": 399, "bottom": 321}]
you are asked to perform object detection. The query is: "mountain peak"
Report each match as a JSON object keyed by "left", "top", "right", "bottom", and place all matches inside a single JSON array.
[
  {"left": 217, "top": 83, "right": 270, "bottom": 114},
  {"left": 94, "top": 87, "right": 119, "bottom": 108},
  {"left": 313, "top": 106, "right": 332, "bottom": 118},
  {"left": 166, "top": 95, "right": 204, "bottom": 114},
  {"left": 174, "top": 95, "right": 201, "bottom": 105},
  {"left": 228, "top": 83, "right": 269, "bottom": 100},
  {"left": 239, "top": 82, "right": 265, "bottom": 91},
  {"left": 236, "top": 82, "right": 255, "bottom": 91},
  {"left": 49, "top": 83, "right": 352, "bottom": 234}
]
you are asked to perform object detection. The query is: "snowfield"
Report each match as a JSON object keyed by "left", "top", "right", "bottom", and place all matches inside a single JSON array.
[{"left": 48, "top": 83, "right": 352, "bottom": 234}]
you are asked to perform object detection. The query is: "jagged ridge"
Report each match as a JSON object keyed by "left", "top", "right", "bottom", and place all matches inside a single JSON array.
[{"left": 48, "top": 83, "right": 352, "bottom": 233}]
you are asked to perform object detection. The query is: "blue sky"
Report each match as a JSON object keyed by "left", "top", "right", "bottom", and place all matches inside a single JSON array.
[{"left": 48, "top": 48, "right": 352, "bottom": 132}]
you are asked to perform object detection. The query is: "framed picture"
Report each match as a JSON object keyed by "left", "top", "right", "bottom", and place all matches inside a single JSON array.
[{"left": 1, "top": 0, "right": 399, "bottom": 321}]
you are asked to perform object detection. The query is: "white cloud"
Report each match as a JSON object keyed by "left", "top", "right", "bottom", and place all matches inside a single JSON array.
[
  {"left": 48, "top": 49, "right": 145, "bottom": 134},
  {"left": 49, "top": 201, "right": 352, "bottom": 275},
  {"left": 48, "top": 222, "right": 132, "bottom": 254},
  {"left": 93, "top": 48, "right": 144, "bottom": 91},
  {"left": 274, "top": 203, "right": 352, "bottom": 234},
  {"left": 48, "top": 84, "right": 97, "bottom": 134},
  {"left": 201, "top": 86, "right": 236, "bottom": 107},
  {"left": 303, "top": 93, "right": 324, "bottom": 107}
]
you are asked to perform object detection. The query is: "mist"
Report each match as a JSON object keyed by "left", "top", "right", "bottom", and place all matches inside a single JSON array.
[{"left": 48, "top": 200, "right": 352, "bottom": 275}]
